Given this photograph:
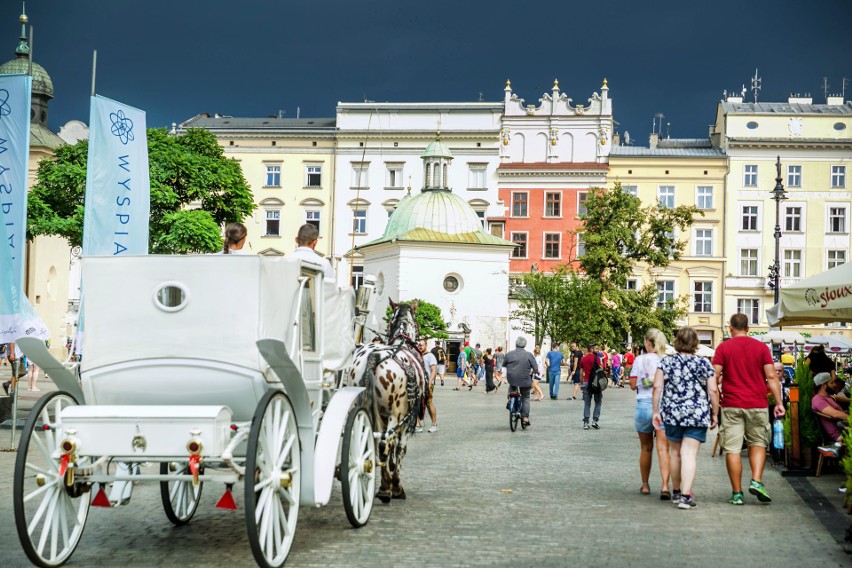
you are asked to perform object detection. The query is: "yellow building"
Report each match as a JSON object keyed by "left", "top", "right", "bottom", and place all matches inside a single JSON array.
[
  {"left": 711, "top": 94, "right": 852, "bottom": 338},
  {"left": 609, "top": 135, "right": 728, "bottom": 346},
  {"left": 179, "top": 115, "right": 337, "bottom": 257}
]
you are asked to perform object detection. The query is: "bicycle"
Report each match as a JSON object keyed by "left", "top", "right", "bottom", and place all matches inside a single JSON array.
[{"left": 507, "top": 390, "right": 526, "bottom": 431}]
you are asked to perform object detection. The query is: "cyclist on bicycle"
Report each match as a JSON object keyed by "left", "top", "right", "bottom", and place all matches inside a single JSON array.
[{"left": 504, "top": 337, "right": 538, "bottom": 427}]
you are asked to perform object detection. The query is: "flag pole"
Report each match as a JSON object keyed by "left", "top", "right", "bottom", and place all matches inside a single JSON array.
[{"left": 91, "top": 50, "right": 97, "bottom": 96}]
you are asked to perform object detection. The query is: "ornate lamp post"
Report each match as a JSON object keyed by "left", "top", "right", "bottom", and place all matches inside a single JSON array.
[{"left": 768, "top": 156, "right": 787, "bottom": 314}]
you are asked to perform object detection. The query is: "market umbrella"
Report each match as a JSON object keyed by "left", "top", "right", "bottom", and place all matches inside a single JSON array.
[
  {"left": 766, "top": 262, "right": 852, "bottom": 326},
  {"left": 758, "top": 330, "right": 807, "bottom": 345},
  {"left": 805, "top": 334, "right": 852, "bottom": 353}
]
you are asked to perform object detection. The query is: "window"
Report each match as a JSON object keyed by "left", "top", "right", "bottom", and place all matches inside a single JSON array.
[
  {"left": 511, "top": 192, "right": 528, "bottom": 217},
  {"left": 693, "top": 281, "right": 713, "bottom": 313},
  {"left": 352, "top": 209, "right": 366, "bottom": 234},
  {"left": 351, "top": 265, "right": 364, "bottom": 292},
  {"left": 578, "top": 192, "right": 589, "bottom": 216},
  {"left": 622, "top": 185, "right": 638, "bottom": 197},
  {"left": 828, "top": 207, "right": 847, "bottom": 233},
  {"left": 827, "top": 250, "right": 846, "bottom": 269},
  {"left": 741, "top": 205, "right": 759, "bottom": 231},
  {"left": 739, "top": 249, "right": 759, "bottom": 276},
  {"left": 696, "top": 186, "right": 713, "bottom": 210},
  {"left": 383, "top": 199, "right": 399, "bottom": 219},
  {"left": 351, "top": 162, "right": 369, "bottom": 188},
  {"left": 743, "top": 164, "right": 758, "bottom": 187},
  {"left": 265, "top": 165, "right": 281, "bottom": 187},
  {"left": 305, "top": 210, "right": 320, "bottom": 231},
  {"left": 656, "top": 281, "right": 674, "bottom": 308},
  {"left": 386, "top": 164, "right": 404, "bottom": 188},
  {"left": 510, "top": 232, "right": 527, "bottom": 258},
  {"left": 305, "top": 165, "right": 322, "bottom": 188},
  {"left": 443, "top": 275, "right": 460, "bottom": 292},
  {"left": 694, "top": 229, "right": 713, "bottom": 256},
  {"left": 577, "top": 233, "right": 586, "bottom": 257},
  {"left": 784, "top": 206, "right": 802, "bottom": 232},
  {"left": 544, "top": 192, "right": 561, "bottom": 217},
  {"left": 737, "top": 298, "right": 760, "bottom": 325},
  {"left": 264, "top": 210, "right": 280, "bottom": 236},
  {"left": 475, "top": 210, "right": 486, "bottom": 227},
  {"left": 468, "top": 165, "right": 487, "bottom": 189},
  {"left": 787, "top": 165, "right": 802, "bottom": 187},
  {"left": 544, "top": 233, "right": 561, "bottom": 259},
  {"left": 625, "top": 279, "right": 638, "bottom": 291},
  {"left": 783, "top": 250, "right": 802, "bottom": 278},
  {"left": 300, "top": 278, "right": 316, "bottom": 352},
  {"left": 658, "top": 186, "right": 675, "bottom": 209},
  {"left": 831, "top": 165, "right": 846, "bottom": 188}
]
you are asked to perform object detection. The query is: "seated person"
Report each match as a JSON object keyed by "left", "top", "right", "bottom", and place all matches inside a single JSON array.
[
  {"left": 780, "top": 352, "right": 796, "bottom": 386},
  {"left": 806, "top": 345, "right": 836, "bottom": 381},
  {"left": 811, "top": 372, "right": 849, "bottom": 458}
]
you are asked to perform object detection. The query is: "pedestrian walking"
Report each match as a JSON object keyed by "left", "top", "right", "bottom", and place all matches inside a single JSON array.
[
  {"left": 545, "top": 343, "right": 564, "bottom": 400},
  {"left": 483, "top": 348, "right": 496, "bottom": 393},
  {"left": 473, "top": 343, "right": 484, "bottom": 384},
  {"left": 431, "top": 340, "right": 447, "bottom": 386},
  {"left": 494, "top": 346, "right": 505, "bottom": 389},
  {"left": 455, "top": 348, "right": 471, "bottom": 390},
  {"left": 712, "top": 313, "right": 785, "bottom": 505},
  {"left": 532, "top": 346, "right": 545, "bottom": 401},
  {"left": 611, "top": 350, "right": 622, "bottom": 387},
  {"left": 652, "top": 327, "right": 719, "bottom": 510},
  {"left": 503, "top": 337, "right": 538, "bottom": 428},
  {"left": 416, "top": 339, "right": 438, "bottom": 432},
  {"left": 579, "top": 343, "right": 604, "bottom": 429},
  {"left": 630, "top": 328, "right": 671, "bottom": 499},
  {"left": 568, "top": 342, "right": 582, "bottom": 400}
]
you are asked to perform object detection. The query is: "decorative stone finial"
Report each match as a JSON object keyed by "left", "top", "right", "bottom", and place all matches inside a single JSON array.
[
  {"left": 602, "top": 78, "right": 608, "bottom": 88},
  {"left": 553, "top": 79, "right": 559, "bottom": 89},
  {"left": 505, "top": 79, "right": 511, "bottom": 89},
  {"left": 15, "top": 1, "right": 29, "bottom": 56}
]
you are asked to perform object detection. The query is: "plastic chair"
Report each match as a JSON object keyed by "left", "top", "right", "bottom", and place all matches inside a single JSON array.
[{"left": 814, "top": 411, "right": 843, "bottom": 477}]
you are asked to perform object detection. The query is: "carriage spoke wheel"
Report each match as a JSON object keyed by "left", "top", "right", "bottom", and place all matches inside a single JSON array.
[
  {"left": 160, "top": 462, "right": 203, "bottom": 525},
  {"left": 341, "top": 407, "right": 376, "bottom": 527},
  {"left": 14, "top": 391, "right": 90, "bottom": 568},
  {"left": 245, "top": 391, "right": 301, "bottom": 568}
]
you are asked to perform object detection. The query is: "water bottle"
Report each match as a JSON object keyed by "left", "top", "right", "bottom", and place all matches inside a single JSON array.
[{"left": 772, "top": 419, "right": 784, "bottom": 450}]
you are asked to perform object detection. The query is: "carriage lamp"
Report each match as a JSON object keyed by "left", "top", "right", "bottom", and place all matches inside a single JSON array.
[
  {"left": 356, "top": 275, "right": 376, "bottom": 312},
  {"left": 186, "top": 439, "right": 203, "bottom": 455}
]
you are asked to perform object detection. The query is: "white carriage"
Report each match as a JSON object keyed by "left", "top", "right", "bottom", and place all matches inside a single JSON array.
[{"left": 13, "top": 255, "right": 378, "bottom": 568}]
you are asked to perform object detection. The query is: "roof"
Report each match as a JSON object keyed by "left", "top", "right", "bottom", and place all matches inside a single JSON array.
[
  {"left": 721, "top": 101, "right": 852, "bottom": 116},
  {"left": 422, "top": 139, "right": 453, "bottom": 158},
  {"left": 30, "top": 122, "right": 65, "bottom": 149},
  {"left": 180, "top": 115, "right": 336, "bottom": 131},
  {"left": 358, "top": 189, "right": 514, "bottom": 249},
  {"left": 497, "top": 161, "right": 609, "bottom": 170},
  {"left": 0, "top": 56, "right": 53, "bottom": 98},
  {"left": 656, "top": 138, "right": 713, "bottom": 149},
  {"left": 609, "top": 146, "right": 725, "bottom": 158}
]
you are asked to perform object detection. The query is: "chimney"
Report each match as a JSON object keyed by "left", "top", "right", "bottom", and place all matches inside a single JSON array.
[
  {"left": 827, "top": 95, "right": 844, "bottom": 105},
  {"left": 611, "top": 132, "right": 620, "bottom": 146},
  {"left": 649, "top": 132, "right": 659, "bottom": 149},
  {"left": 788, "top": 94, "right": 812, "bottom": 104}
]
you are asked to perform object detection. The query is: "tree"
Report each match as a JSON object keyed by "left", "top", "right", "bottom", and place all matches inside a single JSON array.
[
  {"left": 511, "top": 270, "right": 565, "bottom": 347},
  {"left": 385, "top": 299, "right": 448, "bottom": 339},
  {"left": 27, "top": 128, "right": 255, "bottom": 253}
]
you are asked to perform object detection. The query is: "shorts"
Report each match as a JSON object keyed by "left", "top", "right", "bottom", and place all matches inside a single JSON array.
[
  {"left": 456, "top": 367, "right": 464, "bottom": 378},
  {"left": 571, "top": 370, "right": 581, "bottom": 384},
  {"left": 720, "top": 407, "right": 770, "bottom": 454},
  {"left": 634, "top": 398, "right": 656, "bottom": 433},
  {"left": 664, "top": 424, "right": 707, "bottom": 443},
  {"left": 437, "top": 364, "right": 446, "bottom": 374}
]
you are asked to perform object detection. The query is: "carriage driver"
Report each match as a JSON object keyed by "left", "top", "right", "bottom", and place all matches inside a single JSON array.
[
  {"left": 290, "top": 223, "right": 335, "bottom": 280},
  {"left": 504, "top": 337, "right": 539, "bottom": 428}
]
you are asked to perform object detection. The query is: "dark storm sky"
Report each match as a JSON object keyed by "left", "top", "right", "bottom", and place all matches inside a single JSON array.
[{"left": 6, "top": 0, "right": 852, "bottom": 140}]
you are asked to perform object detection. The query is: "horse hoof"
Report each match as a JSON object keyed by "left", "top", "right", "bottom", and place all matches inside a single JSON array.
[
  {"left": 392, "top": 491, "right": 406, "bottom": 500},
  {"left": 377, "top": 492, "right": 391, "bottom": 504}
]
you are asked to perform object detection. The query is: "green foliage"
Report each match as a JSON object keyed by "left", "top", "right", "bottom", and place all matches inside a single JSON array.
[
  {"left": 384, "top": 299, "right": 448, "bottom": 340},
  {"left": 842, "top": 427, "right": 852, "bottom": 492},
  {"left": 27, "top": 128, "right": 255, "bottom": 254},
  {"left": 796, "top": 356, "right": 820, "bottom": 448}
]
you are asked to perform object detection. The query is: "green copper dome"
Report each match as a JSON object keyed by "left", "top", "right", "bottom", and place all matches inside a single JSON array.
[
  {"left": 0, "top": 57, "right": 53, "bottom": 98},
  {"left": 384, "top": 190, "right": 482, "bottom": 238},
  {"left": 422, "top": 139, "right": 453, "bottom": 158}
]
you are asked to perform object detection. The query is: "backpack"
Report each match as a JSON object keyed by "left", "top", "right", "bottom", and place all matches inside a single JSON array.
[{"left": 589, "top": 353, "right": 608, "bottom": 394}]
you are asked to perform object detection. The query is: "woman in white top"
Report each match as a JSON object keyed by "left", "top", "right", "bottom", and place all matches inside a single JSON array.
[
  {"left": 532, "top": 346, "right": 544, "bottom": 401},
  {"left": 629, "top": 328, "right": 671, "bottom": 499},
  {"left": 218, "top": 222, "right": 248, "bottom": 254}
]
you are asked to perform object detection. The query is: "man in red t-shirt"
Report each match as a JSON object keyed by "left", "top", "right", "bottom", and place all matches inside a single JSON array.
[
  {"left": 579, "top": 344, "right": 604, "bottom": 430},
  {"left": 712, "top": 314, "right": 785, "bottom": 505}
]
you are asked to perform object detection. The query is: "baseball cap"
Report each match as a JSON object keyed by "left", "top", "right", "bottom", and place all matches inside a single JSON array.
[
  {"left": 464, "top": 341, "right": 469, "bottom": 346},
  {"left": 781, "top": 353, "right": 795, "bottom": 365},
  {"left": 475, "top": 343, "right": 481, "bottom": 347},
  {"left": 813, "top": 372, "right": 832, "bottom": 386}
]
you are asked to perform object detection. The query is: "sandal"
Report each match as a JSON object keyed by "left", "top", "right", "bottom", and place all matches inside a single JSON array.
[
  {"left": 453, "top": 387, "right": 460, "bottom": 391},
  {"left": 660, "top": 490, "right": 671, "bottom": 501},
  {"left": 640, "top": 485, "right": 651, "bottom": 496}
]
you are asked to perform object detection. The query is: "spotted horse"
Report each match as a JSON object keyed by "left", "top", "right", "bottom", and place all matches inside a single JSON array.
[{"left": 348, "top": 299, "right": 426, "bottom": 502}]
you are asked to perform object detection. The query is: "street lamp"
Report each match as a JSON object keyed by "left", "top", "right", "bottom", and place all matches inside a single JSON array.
[{"left": 768, "top": 156, "right": 788, "bottom": 307}]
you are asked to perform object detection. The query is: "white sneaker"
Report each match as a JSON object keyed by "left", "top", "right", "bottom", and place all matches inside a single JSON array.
[
  {"left": 427, "top": 425, "right": 438, "bottom": 433},
  {"left": 414, "top": 426, "right": 424, "bottom": 433},
  {"left": 818, "top": 445, "right": 840, "bottom": 458}
]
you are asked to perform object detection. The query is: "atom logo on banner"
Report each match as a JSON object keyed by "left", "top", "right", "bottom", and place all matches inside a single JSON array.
[
  {"left": 0, "top": 89, "right": 11, "bottom": 117},
  {"left": 109, "top": 109, "right": 134, "bottom": 145}
]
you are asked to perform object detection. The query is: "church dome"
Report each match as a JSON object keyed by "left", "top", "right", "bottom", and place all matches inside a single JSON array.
[
  {"left": 422, "top": 139, "right": 453, "bottom": 159},
  {"left": 0, "top": 57, "right": 54, "bottom": 98},
  {"left": 382, "top": 189, "right": 484, "bottom": 239}
]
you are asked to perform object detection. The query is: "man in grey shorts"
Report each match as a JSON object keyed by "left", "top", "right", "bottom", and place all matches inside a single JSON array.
[{"left": 494, "top": 346, "right": 505, "bottom": 388}]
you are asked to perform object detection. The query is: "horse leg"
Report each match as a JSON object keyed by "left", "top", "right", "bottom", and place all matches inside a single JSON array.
[
  {"left": 391, "top": 431, "right": 409, "bottom": 499},
  {"left": 376, "top": 413, "right": 395, "bottom": 504}
]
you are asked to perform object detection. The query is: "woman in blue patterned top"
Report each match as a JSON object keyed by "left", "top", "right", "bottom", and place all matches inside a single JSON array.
[{"left": 652, "top": 327, "right": 719, "bottom": 510}]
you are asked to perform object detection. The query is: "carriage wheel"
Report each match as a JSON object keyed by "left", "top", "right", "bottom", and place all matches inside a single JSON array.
[
  {"left": 160, "top": 462, "right": 203, "bottom": 525},
  {"left": 340, "top": 406, "right": 376, "bottom": 527},
  {"left": 14, "top": 391, "right": 90, "bottom": 568},
  {"left": 245, "top": 391, "right": 301, "bottom": 568}
]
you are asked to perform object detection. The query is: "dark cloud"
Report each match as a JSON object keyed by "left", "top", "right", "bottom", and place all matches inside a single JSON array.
[{"left": 4, "top": 0, "right": 851, "bottom": 138}]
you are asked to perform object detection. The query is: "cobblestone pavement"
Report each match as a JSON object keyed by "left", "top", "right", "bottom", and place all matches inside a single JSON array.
[{"left": 1, "top": 378, "right": 849, "bottom": 567}]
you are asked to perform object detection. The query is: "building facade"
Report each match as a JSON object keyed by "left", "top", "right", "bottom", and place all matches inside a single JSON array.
[
  {"left": 712, "top": 94, "right": 852, "bottom": 337},
  {"left": 609, "top": 136, "right": 728, "bottom": 345},
  {"left": 179, "top": 115, "right": 337, "bottom": 257},
  {"left": 333, "top": 102, "right": 503, "bottom": 288}
]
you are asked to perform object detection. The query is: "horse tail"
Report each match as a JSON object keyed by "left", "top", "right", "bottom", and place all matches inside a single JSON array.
[{"left": 363, "top": 351, "right": 384, "bottom": 427}]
